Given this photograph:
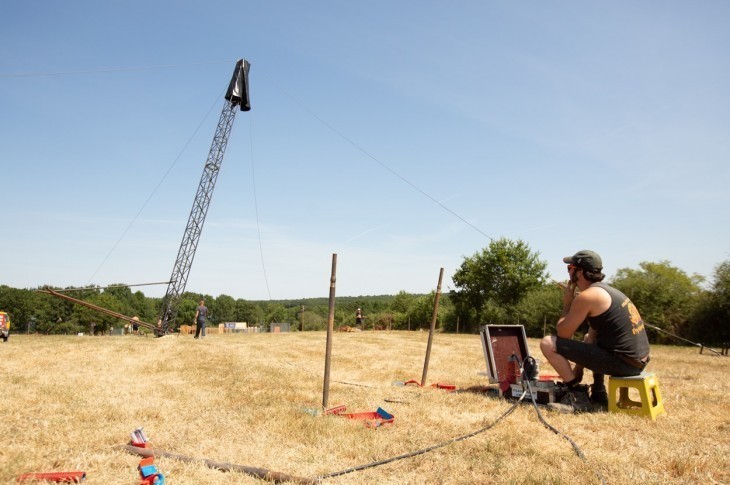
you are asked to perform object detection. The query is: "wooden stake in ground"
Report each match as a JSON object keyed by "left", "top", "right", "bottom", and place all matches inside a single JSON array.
[
  {"left": 420, "top": 267, "right": 444, "bottom": 387},
  {"left": 322, "top": 253, "right": 337, "bottom": 410}
]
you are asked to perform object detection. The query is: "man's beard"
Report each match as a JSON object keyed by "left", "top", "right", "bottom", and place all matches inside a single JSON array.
[{"left": 570, "top": 269, "right": 579, "bottom": 284}]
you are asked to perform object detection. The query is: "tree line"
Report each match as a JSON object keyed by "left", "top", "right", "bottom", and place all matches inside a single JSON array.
[
  {"left": 446, "top": 239, "right": 729, "bottom": 348},
  {"left": 1, "top": 238, "right": 728, "bottom": 347},
  {"left": 0, "top": 285, "right": 450, "bottom": 336}
]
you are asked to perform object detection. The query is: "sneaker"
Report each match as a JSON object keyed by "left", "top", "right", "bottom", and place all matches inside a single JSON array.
[{"left": 547, "top": 389, "right": 591, "bottom": 414}]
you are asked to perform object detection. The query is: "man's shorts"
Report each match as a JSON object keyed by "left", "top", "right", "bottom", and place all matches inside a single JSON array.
[{"left": 555, "top": 337, "right": 644, "bottom": 377}]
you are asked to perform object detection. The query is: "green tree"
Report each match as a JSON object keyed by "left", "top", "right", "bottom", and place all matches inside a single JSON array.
[
  {"left": 133, "top": 291, "right": 158, "bottom": 323},
  {"left": 334, "top": 308, "right": 350, "bottom": 327},
  {"left": 369, "top": 311, "right": 395, "bottom": 330},
  {"left": 264, "top": 303, "right": 289, "bottom": 325},
  {"left": 449, "top": 238, "right": 548, "bottom": 332},
  {"left": 0, "top": 287, "right": 35, "bottom": 332},
  {"left": 300, "top": 307, "right": 327, "bottom": 331},
  {"left": 391, "top": 291, "right": 416, "bottom": 314},
  {"left": 104, "top": 284, "right": 135, "bottom": 315},
  {"left": 232, "top": 300, "right": 257, "bottom": 324},
  {"left": 176, "top": 297, "right": 200, "bottom": 330},
  {"left": 32, "top": 288, "right": 75, "bottom": 333},
  {"left": 71, "top": 292, "right": 126, "bottom": 335},
  {"left": 389, "top": 291, "right": 414, "bottom": 329},
  {"left": 513, "top": 284, "right": 562, "bottom": 337},
  {"left": 611, "top": 261, "right": 703, "bottom": 344},
  {"left": 690, "top": 260, "right": 730, "bottom": 346},
  {"left": 214, "top": 294, "right": 236, "bottom": 323},
  {"left": 407, "top": 292, "right": 443, "bottom": 330}
]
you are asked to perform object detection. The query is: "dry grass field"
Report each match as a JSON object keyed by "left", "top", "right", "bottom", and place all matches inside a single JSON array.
[{"left": 1, "top": 330, "right": 728, "bottom": 484}]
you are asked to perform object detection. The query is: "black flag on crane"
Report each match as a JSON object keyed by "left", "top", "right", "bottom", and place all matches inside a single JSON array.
[{"left": 225, "top": 58, "right": 251, "bottom": 111}]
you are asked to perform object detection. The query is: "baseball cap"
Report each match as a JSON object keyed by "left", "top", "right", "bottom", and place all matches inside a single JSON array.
[{"left": 563, "top": 250, "right": 603, "bottom": 272}]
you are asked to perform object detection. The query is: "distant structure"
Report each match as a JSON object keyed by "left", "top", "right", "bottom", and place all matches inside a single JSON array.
[{"left": 157, "top": 59, "right": 251, "bottom": 333}]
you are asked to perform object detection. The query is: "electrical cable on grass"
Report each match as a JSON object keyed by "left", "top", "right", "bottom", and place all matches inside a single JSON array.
[
  {"left": 318, "top": 391, "right": 526, "bottom": 480},
  {"left": 522, "top": 366, "right": 607, "bottom": 485}
]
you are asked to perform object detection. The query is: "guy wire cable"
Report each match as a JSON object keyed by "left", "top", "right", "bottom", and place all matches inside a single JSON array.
[
  {"left": 248, "top": 112, "right": 273, "bottom": 300},
  {"left": 261, "top": 70, "right": 494, "bottom": 242},
  {"left": 317, "top": 391, "right": 526, "bottom": 480},
  {"left": 279, "top": 356, "right": 378, "bottom": 389},
  {"left": 0, "top": 59, "right": 230, "bottom": 78},
  {"left": 86, "top": 89, "right": 225, "bottom": 285},
  {"left": 644, "top": 322, "right": 723, "bottom": 356},
  {"left": 49, "top": 281, "right": 171, "bottom": 293}
]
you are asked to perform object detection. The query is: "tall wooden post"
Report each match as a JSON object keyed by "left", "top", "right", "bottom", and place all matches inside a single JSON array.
[
  {"left": 300, "top": 305, "right": 304, "bottom": 332},
  {"left": 322, "top": 254, "right": 337, "bottom": 410},
  {"left": 421, "top": 268, "right": 444, "bottom": 387}
]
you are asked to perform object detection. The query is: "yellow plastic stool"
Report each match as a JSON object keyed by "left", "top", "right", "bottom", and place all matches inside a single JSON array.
[{"left": 608, "top": 372, "right": 666, "bottom": 420}]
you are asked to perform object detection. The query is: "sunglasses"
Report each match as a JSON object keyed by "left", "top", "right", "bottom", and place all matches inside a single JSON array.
[{"left": 567, "top": 264, "right": 578, "bottom": 272}]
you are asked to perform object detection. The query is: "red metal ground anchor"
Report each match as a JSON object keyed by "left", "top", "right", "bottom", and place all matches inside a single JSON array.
[
  {"left": 430, "top": 382, "right": 457, "bottom": 391},
  {"left": 17, "top": 471, "right": 86, "bottom": 483},
  {"left": 341, "top": 407, "right": 395, "bottom": 428}
]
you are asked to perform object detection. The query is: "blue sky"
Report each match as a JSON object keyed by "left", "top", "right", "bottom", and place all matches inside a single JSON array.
[{"left": 1, "top": 1, "right": 728, "bottom": 300}]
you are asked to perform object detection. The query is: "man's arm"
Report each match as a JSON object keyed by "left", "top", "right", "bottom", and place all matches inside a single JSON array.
[{"left": 556, "top": 285, "right": 592, "bottom": 339}]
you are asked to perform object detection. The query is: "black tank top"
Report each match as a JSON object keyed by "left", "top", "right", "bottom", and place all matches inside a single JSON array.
[{"left": 587, "top": 283, "right": 650, "bottom": 360}]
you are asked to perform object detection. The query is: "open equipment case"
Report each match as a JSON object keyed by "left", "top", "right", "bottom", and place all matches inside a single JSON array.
[{"left": 479, "top": 325, "right": 565, "bottom": 404}]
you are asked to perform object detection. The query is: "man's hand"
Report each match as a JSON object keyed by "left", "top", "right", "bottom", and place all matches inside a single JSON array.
[{"left": 562, "top": 281, "right": 577, "bottom": 313}]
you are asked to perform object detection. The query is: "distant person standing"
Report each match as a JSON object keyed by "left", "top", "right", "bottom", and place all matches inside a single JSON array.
[
  {"left": 194, "top": 300, "right": 208, "bottom": 339},
  {"left": 355, "top": 308, "right": 364, "bottom": 328},
  {"left": 0, "top": 311, "right": 10, "bottom": 343}
]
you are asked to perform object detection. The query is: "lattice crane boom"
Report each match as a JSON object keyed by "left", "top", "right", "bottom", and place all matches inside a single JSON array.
[{"left": 158, "top": 59, "right": 251, "bottom": 333}]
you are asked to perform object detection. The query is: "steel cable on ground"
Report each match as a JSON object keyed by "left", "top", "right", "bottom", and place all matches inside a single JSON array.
[
  {"left": 86, "top": 90, "right": 225, "bottom": 284},
  {"left": 317, "top": 391, "right": 526, "bottom": 480},
  {"left": 247, "top": 113, "right": 272, "bottom": 300},
  {"left": 279, "top": 357, "right": 379, "bottom": 389},
  {"left": 261, "top": 72, "right": 494, "bottom": 242},
  {"left": 644, "top": 323, "right": 723, "bottom": 356}
]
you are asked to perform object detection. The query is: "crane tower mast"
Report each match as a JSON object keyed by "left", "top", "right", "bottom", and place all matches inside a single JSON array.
[{"left": 158, "top": 59, "right": 251, "bottom": 332}]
